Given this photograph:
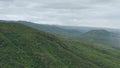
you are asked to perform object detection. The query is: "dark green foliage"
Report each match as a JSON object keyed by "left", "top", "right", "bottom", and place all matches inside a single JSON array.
[{"left": 0, "top": 23, "right": 120, "bottom": 68}]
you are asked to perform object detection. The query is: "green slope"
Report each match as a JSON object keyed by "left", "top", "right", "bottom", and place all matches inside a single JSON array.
[
  {"left": 0, "top": 20, "right": 82, "bottom": 37},
  {"left": 15, "top": 21, "right": 120, "bottom": 48},
  {"left": 77, "top": 30, "right": 120, "bottom": 48},
  {"left": 0, "top": 23, "right": 120, "bottom": 68}
]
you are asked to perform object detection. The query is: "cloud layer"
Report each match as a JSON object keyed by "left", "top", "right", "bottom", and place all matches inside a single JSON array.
[{"left": 0, "top": 0, "right": 120, "bottom": 29}]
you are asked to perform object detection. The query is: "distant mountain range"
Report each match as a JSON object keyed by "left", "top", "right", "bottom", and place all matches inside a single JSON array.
[{"left": 0, "top": 20, "right": 120, "bottom": 48}]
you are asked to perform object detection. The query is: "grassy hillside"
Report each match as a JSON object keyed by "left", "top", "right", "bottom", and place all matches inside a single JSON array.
[{"left": 0, "top": 23, "right": 120, "bottom": 68}]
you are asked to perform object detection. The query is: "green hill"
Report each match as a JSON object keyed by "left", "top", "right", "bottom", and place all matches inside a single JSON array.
[
  {"left": 0, "top": 23, "right": 120, "bottom": 68},
  {"left": 78, "top": 30, "right": 120, "bottom": 48},
  {"left": 13, "top": 21, "right": 120, "bottom": 48}
]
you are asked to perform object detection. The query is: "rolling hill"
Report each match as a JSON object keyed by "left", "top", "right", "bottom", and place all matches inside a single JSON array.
[
  {"left": 0, "top": 20, "right": 120, "bottom": 48},
  {"left": 78, "top": 29, "right": 120, "bottom": 48},
  {"left": 0, "top": 22, "right": 120, "bottom": 68}
]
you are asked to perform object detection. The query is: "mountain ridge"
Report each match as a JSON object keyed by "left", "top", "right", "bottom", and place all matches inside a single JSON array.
[{"left": 1, "top": 22, "right": 120, "bottom": 68}]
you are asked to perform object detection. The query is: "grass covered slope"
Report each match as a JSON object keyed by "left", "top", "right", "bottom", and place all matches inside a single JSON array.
[{"left": 0, "top": 23, "right": 120, "bottom": 68}]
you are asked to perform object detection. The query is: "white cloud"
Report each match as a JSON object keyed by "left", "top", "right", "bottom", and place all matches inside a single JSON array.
[{"left": 0, "top": 0, "right": 120, "bottom": 29}]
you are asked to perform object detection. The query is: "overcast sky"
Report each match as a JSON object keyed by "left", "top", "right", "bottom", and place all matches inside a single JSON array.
[{"left": 0, "top": 0, "right": 120, "bottom": 29}]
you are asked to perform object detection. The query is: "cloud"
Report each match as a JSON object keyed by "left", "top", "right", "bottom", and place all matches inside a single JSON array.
[
  {"left": 0, "top": 0, "right": 120, "bottom": 29},
  {"left": 0, "top": 0, "right": 14, "bottom": 2}
]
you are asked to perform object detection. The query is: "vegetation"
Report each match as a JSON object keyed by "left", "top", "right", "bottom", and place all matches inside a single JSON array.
[
  {"left": 77, "top": 30, "right": 120, "bottom": 48},
  {"left": 14, "top": 21, "right": 120, "bottom": 48},
  {"left": 0, "top": 22, "right": 120, "bottom": 68}
]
